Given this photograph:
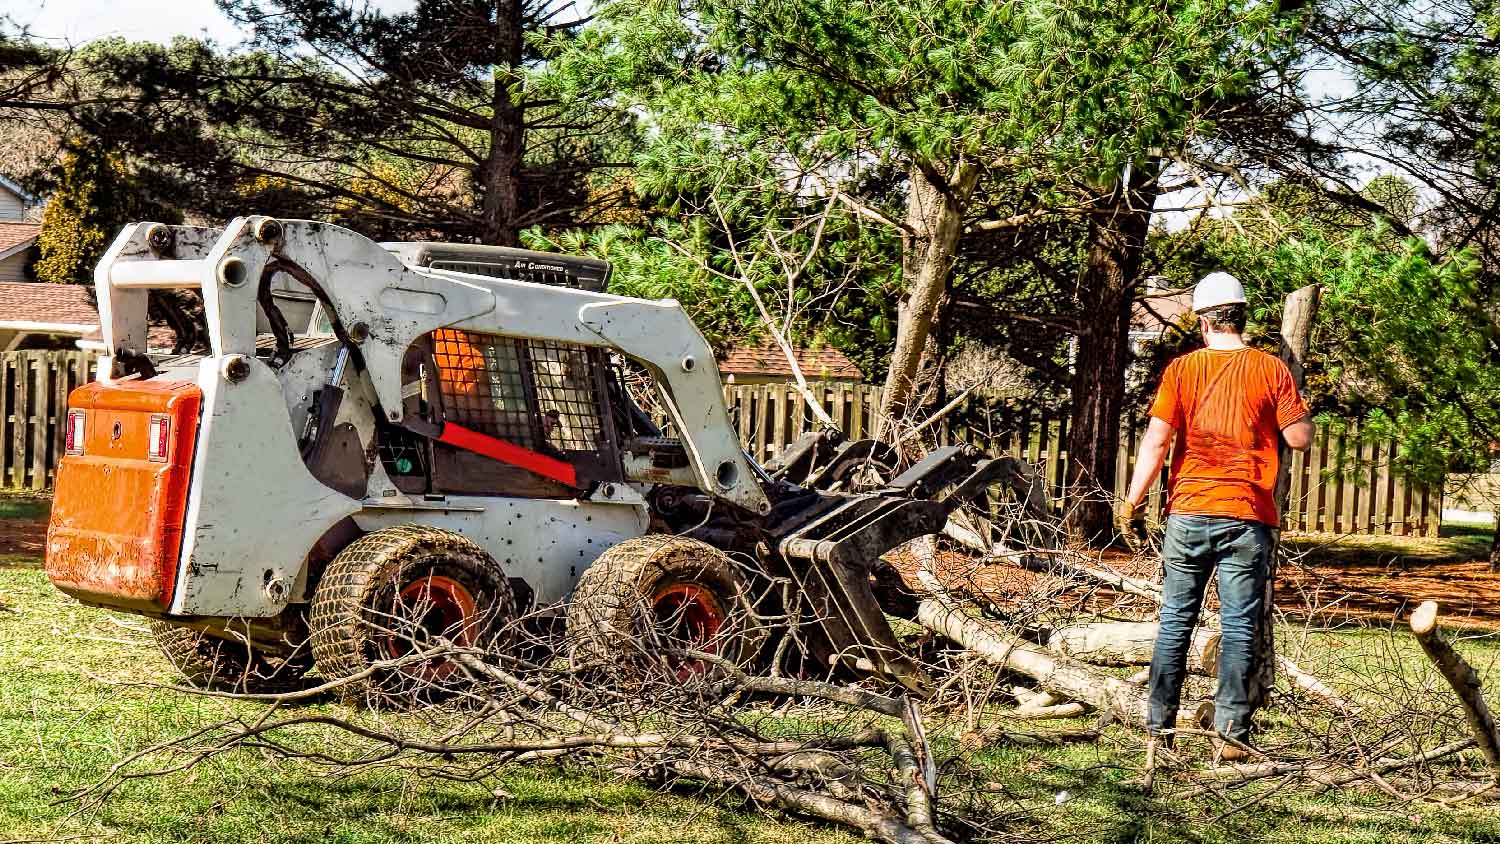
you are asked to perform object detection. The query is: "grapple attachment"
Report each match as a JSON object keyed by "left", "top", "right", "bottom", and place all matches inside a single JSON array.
[{"left": 752, "top": 433, "right": 1042, "bottom": 694}]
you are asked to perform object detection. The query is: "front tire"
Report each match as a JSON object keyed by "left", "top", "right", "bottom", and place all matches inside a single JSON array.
[
  {"left": 150, "top": 621, "right": 312, "bottom": 694},
  {"left": 308, "top": 525, "right": 514, "bottom": 702},
  {"left": 567, "top": 535, "right": 764, "bottom": 679}
]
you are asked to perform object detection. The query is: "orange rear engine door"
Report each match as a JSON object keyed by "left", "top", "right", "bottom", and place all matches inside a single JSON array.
[{"left": 45, "top": 379, "right": 202, "bottom": 613}]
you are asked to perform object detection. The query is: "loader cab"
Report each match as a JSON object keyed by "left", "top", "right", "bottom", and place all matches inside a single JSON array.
[
  {"left": 379, "top": 328, "right": 628, "bottom": 499},
  {"left": 326, "top": 243, "right": 638, "bottom": 502}
]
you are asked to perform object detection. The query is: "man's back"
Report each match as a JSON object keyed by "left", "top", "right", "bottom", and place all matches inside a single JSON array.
[{"left": 1148, "top": 347, "right": 1306, "bottom": 526}]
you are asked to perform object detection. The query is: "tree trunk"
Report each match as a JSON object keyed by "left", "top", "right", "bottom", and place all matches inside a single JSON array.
[
  {"left": 1252, "top": 284, "right": 1321, "bottom": 708},
  {"left": 1489, "top": 518, "right": 1500, "bottom": 573},
  {"left": 917, "top": 594, "right": 1212, "bottom": 730},
  {"left": 479, "top": 0, "right": 526, "bottom": 247},
  {"left": 1409, "top": 600, "right": 1500, "bottom": 774},
  {"left": 1065, "top": 165, "right": 1159, "bottom": 544},
  {"left": 880, "top": 161, "right": 979, "bottom": 428},
  {"left": 1045, "top": 621, "right": 1219, "bottom": 675}
]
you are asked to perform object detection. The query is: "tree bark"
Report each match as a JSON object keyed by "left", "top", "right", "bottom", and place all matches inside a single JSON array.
[
  {"left": 880, "top": 161, "right": 979, "bottom": 427},
  {"left": 1409, "top": 600, "right": 1500, "bottom": 774},
  {"left": 1066, "top": 165, "right": 1160, "bottom": 544},
  {"left": 918, "top": 594, "right": 1148, "bottom": 724},
  {"left": 918, "top": 594, "right": 1216, "bottom": 730},
  {"left": 1254, "top": 284, "right": 1321, "bottom": 707},
  {"left": 1045, "top": 621, "right": 1219, "bottom": 675},
  {"left": 479, "top": 0, "right": 526, "bottom": 246},
  {"left": 993, "top": 543, "right": 1352, "bottom": 709},
  {"left": 1489, "top": 518, "right": 1500, "bottom": 574}
]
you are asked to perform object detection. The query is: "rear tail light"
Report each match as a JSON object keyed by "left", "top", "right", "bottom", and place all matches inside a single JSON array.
[
  {"left": 66, "top": 410, "right": 86, "bottom": 455},
  {"left": 147, "top": 414, "right": 171, "bottom": 462}
]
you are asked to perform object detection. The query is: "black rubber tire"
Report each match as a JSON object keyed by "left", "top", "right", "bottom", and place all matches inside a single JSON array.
[
  {"left": 567, "top": 535, "right": 764, "bottom": 676},
  {"left": 149, "top": 620, "right": 312, "bottom": 694},
  {"left": 308, "top": 525, "right": 514, "bottom": 702}
]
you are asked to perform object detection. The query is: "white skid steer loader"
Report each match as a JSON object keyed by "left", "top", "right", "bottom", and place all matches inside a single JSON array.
[{"left": 45, "top": 216, "right": 1036, "bottom": 697}]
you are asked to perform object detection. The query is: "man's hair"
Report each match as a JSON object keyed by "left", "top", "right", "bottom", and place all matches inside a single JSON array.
[{"left": 1198, "top": 302, "right": 1247, "bottom": 333}]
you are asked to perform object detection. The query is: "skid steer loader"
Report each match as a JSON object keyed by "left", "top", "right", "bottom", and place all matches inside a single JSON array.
[{"left": 44, "top": 216, "right": 1032, "bottom": 697}]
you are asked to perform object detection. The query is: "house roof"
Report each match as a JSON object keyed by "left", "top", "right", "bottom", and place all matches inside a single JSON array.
[
  {"left": 79, "top": 324, "right": 180, "bottom": 349},
  {"left": 0, "top": 281, "right": 97, "bottom": 329},
  {"left": 0, "top": 174, "right": 35, "bottom": 205},
  {"left": 0, "top": 221, "right": 40, "bottom": 261},
  {"left": 1131, "top": 290, "right": 1195, "bottom": 335},
  {"left": 719, "top": 341, "right": 864, "bottom": 381},
  {"left": 0, "top": 282, "right": 178, "bottom": 348}
]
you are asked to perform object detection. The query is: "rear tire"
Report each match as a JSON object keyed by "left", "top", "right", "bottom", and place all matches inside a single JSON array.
[
  {"left": 308, "top": 525, "right": 514, "bottom": 702},
  {"left": 150, "top": 621, "right": 312, "bottom": 694},
  {"left": 567, "top": 535, "right": 764, "bottom": 679}
]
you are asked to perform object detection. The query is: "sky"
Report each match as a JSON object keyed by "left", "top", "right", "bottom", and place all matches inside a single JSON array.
[{"left": 4, "top": 0, "right": 413, "bottom": 46}]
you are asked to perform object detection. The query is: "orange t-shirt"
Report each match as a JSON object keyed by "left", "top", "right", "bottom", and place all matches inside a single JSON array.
[{"left": 1147, "top": 347, "right": 1308, "bottom": 526}]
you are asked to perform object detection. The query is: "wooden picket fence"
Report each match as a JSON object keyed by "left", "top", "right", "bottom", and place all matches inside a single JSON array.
[
  {"left": 724, "top": 381, "right": 1443, "bottom": 537},
  {"left": 0, "top": 358, "right": 1442, "bottom": 536},
  {"left": 2, "top": 350, "right": 95, "bottom": 490}
]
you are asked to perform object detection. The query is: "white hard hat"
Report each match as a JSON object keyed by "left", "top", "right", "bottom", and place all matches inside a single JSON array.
[{"left": 1192, "top": 271, "right": 1247, "bottom": 313}]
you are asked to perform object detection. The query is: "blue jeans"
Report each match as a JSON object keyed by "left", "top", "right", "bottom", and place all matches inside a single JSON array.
[{"left": 1148, "top": 514, "right": 1273, "bottom": 741}]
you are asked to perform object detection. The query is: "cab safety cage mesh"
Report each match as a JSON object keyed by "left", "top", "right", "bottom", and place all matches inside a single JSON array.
[{"left": 429, "top": 329, "right": 607, "bottom": 454}]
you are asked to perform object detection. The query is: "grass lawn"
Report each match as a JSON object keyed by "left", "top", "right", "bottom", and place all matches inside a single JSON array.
[
  {"left": 5, "top": 516, "right": 1500, "bottom": 842},
  {"left": 0, "top": 565, "right": 857, "bottom": 844}
]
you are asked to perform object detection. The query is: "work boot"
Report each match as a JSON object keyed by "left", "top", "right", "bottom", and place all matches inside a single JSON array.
[{"left": 1214, "top": 735, "right": 1255, "bottom": 763}]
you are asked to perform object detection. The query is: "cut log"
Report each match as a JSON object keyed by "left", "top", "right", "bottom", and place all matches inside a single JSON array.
[
  {"left": 974, "top": 546, "right": 1348, "bottom": 709},
  {"left": 1255, "top": 283, "right": 1321, "bottom": 708},
  {"left": 917, "top": 585, "right": 1151, "bottom": 727},
  {"left": 1045, "top": 621, "right": 1220, "bottom": 675},
  {"left": 1009, "top": 686, "right": 1062, "bottom": 709},
  {"left": 1410, "top": 601, "right": 1500, "bottom": 774},
  {"left": 1009, "top": 701, "right": 1089, "bottom": 720},
  {"left": 923, "top": 595, "right": 1212, "bottom": 731}
]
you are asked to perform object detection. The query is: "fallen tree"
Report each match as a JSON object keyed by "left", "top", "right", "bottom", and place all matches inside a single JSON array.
[
  {"left": 1045, "top": 621, "right": 1219, "bottom": 674},
  {"left": 916, "top": 572, "right": 1213, "bottom": 730},
  {"left": 1410, "top": 600, "right": 1500, "bottom": 775},
  {"left": 940, "top": 528, "right": 1351, "bottom": 710}
]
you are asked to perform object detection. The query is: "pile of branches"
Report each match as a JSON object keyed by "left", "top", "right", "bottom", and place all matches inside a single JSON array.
[{"left": 68, "top": 508, "right": 1500, "bottom": 841}]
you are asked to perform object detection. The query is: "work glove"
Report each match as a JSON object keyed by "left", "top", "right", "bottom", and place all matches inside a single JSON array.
[{"left": 1114, "top": 499, "right": 1147, "bottom": 553}]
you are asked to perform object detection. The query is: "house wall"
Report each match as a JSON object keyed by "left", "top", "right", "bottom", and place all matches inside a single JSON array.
[
  {"left": 0, "top": 188, "right": 25, "bottom": 221},
  {"left": 0, "top": 250, "right": 28, "bottom": 283},
  {"left": 0, "top": 250, "right": 28, "bottom": 282}
]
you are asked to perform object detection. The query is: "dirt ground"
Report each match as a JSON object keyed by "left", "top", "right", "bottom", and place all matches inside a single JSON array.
[
  {"left": 885, "top": 527, "right": 1500, "bottom": 631},
  {"left": 0, "top": 498, "right": 48, "bottom": 560},
  {"left": 7, "top": 494, "right": 1498, "bottom": 628}
]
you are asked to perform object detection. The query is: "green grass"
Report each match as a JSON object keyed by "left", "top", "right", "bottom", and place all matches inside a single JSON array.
[
  {"left": 6, "top": 556, "right": 1500, "bottom": 844},
  {"left": 1284, "top": 529, "right": 1490, "bottom": 566},
  {"left": 0, "top": 565, "right": 852, "bottom": 844}
]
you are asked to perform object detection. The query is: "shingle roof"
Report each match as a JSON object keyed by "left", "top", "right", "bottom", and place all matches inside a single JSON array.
[
  {"left": 0, "top": 222, "right": 39, "bottom": 258},
  {"left": 719, "top": 341, "right": 864, "bottom": 381},
  {"left": 79, "top": 323, "right": 179, "bottom": 349},
  {"left": 0, "top": 282, "right": 97, "bottom": 327}
]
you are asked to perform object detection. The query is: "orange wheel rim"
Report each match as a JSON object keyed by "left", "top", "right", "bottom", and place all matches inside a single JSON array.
[
  {"left": 650, "top": 582, "right": 727, "bottom": 679},
  {"left": 385, "top": 574, "right": 479, "bottom": 683}
]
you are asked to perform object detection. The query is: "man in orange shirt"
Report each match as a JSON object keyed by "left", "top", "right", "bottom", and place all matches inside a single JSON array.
[{"left": 1118, "top": 272, "right": 1313, "bottom": 757}]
